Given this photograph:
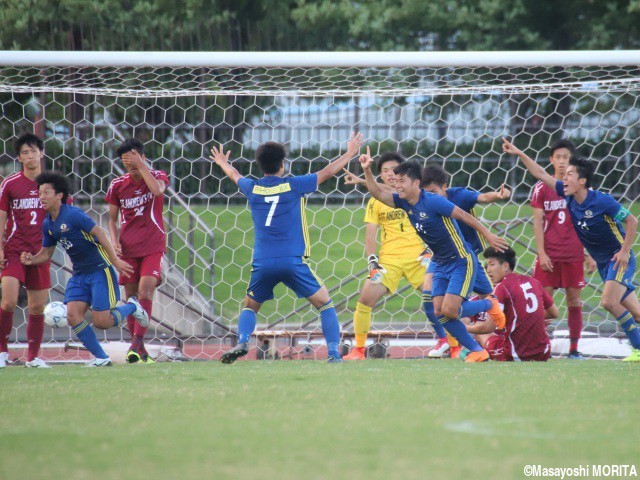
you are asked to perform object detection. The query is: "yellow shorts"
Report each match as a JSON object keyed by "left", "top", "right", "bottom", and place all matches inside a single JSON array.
[{"left": 379, "top": 257, "right": 426, "bottom": 294}]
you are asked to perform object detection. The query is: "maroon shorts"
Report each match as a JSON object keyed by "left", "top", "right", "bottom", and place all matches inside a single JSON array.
[
  {"left": 519, "top": 345, "right": 551, "bottom": 362},
  {"left": 485, "top": 333, "right": 510, "bottom": 361},
  {"left": 532, "top": 259, "right": 585, "bottom": 289},
  {"left": 118, "top": 252, "right": 164, "bottom": 286},
  {"left": 1, "top": 254, "right": 51, "bottom": 290}
]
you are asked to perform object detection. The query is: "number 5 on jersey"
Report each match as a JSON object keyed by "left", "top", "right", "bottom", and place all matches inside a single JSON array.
[{"left": 264, "top": 196, "right": 279, "bottom": 226}]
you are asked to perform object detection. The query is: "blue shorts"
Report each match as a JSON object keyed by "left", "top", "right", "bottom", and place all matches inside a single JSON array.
[
  {"left": 431, "top": 253, "right": 477, "bottom": 299},
  {"left": 427, "top": 255, "right": 491, "bottom": 294},
  {"left": 597, "top": 253, "right": 636, "bottom": 295},
  {"left": 65, "top": 266, "right": 120, "bottom": 311},
  {"left": 247, "top": 257, "right": 323, "bottom": 303}
]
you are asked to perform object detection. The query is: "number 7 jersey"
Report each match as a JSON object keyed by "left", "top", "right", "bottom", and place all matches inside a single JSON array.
[
  {"left": 237, "top": 174, "right": 317, "bottom": 260},
  {"left": 106, "top": 170, "right": 169, "bottom": 258}
]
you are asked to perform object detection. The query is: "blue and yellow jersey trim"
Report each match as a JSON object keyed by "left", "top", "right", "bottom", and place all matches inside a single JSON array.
[
  {"left": 471, "top": 207, "right": 489, "bottom": 251},
  {"left": 604, "top": 215, "right": 625, "bottom": 245},
  {"left": 81, "top": 231, "right": 112, "bottom": 266},
  {"left": 301, "top": 197, "right": 311, "bottom": 258},
  {"left": 442, "top": 217, "right": 474, "bottom": 298}
]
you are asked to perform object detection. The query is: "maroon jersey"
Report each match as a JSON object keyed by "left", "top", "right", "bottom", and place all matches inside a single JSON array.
[
  {"left": 494, "top": 273, "right": 553, "bottom": 361},
  {"left": 0, "top": 172, "right": 46, "bottom": 255},
  {"left": 530, "top": 181, "right": 583, "bottom": 262},
  {"left": 106, "top": 170, "right": 168, "bottom": 258}
]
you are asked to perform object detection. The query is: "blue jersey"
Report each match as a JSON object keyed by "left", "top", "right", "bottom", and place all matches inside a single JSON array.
[
  {"left": 42, "top": 204, "right": 112, "bottom": 275},
  {"left": 555, "top": 181, "right": 629, "bottom": 264},
  {"left": 446, "top": 187, "right": 486, "bottom": 254},
  {"left": 393, "top": 190, "right": 474, "bottom": 264},
  {"left": 238, "top": 174, "right": 317, "bottom": 260}
]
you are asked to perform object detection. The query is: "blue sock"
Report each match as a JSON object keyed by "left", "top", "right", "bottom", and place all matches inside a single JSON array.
[
  {"left": 110, "top": 303, "right": 136, "bottom": 326},
  {"left": 423, "top": 290, "right": 446, "bottom": 339},
  {"left": 617, "top": 311, "right": 640, "bottom": 349},
  {"left": 73, "top": 321, "right": 108, "bottom": 359},
  {"left": 238, "top": 308, "right": 256, "bottom": 344},
  {"left": 439, "top": 316, "right": 483, "bottom": 352},
  {"left": 459, "top": 298, "right": 492, "bottom": 318},
  {"left": 319, "top": 301, "right": 341, "bottom": 357}
]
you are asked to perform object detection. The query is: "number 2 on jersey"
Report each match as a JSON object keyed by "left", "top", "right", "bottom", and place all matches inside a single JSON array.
[{"left": 264, "top": 196, "right": 279, "bottom": 226}]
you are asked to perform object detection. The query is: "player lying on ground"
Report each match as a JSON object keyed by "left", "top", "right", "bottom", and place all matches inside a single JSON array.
[
  {"left": 341, "top": 152, "right": 431, "bottom": 361},
  {"left": 20, "top": 172, "right": 149, "bottom": 367},
  {"left": 359, "top": 150, "right": 508, "bottom": 363},
  {"left": 503, "top": 137, "right": 640, "bottom": 362},
  {"left": 530, "top": 139, "right": 597, "bottom": 359},
  {"left": 211, "top": 133, "right": 364, "bottom": 364},
  {"left": 465, "top": 247, "right": 558, "bottom": 361},
  {"left": 0, "top": 134, "right": 53, "bottom": 368},
  {"left": 107, "top": 138, "right": 169, "bottom": 364}
]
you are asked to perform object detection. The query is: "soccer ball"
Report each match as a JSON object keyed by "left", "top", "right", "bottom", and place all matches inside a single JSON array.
[{"left": 44, "top": 301, "right": 68, "bottom": 328}]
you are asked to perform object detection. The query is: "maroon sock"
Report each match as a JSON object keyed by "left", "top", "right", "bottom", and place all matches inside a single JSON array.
[
  {"left": 127, "top": 316, "right": 136, "bottom": 345},
  {"left": 27, "top": 314, "right": 45, "bottom": 361},
  {"left": 568, "top": 306, "right": 583, "bottom": 352},
  {"left": 0, "top": 308, "right": 14, "bottom": 352}
]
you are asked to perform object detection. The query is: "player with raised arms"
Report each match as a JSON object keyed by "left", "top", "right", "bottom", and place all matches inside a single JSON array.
[
  {"left": 341, "top": 153, "right": 429, "bottom": 360},
  {"left": 107, "top": 138, "right": 168, "bottom": 363},
  {"left": 466, "top": 246, "right": 559, "bottom": 361},
  {"left": 503, "top": 137, "right": 640, "bottom": 362},
  {"left": 530, "top": 139, "right": 597, "bottom": 359},
  {"left": 20, "top": 172, "right": 149, "bottom": 367},
  {"left": 211, "top": 133, "right": 364, "bottom": 364},
  {"left": 421, "top": 164, "right": 511, "bottom": 358},
  {"left": 0, "top": 134, "right": 52, "bottom": 368},
  {"left": 359, "top": 149, "right": 509, "bottom": 362}
]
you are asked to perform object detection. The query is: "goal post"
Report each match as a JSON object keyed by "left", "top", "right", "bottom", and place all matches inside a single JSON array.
[{"left": 0, "top": 50, "right": 639, "bottom": 361}]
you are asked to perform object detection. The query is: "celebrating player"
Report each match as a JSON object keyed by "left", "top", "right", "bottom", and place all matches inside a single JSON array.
[
  {"left": 107, "top": 138, "right": 168, "bottom": 363},
  {"left": 503, "top": 137, "right": 640, "bottom": 362},
  {"left": 421, "top": 164, "right": 511, "bottom": 358},
  {"left": 20, "top": 172, "right": 149, "bottom": 367},
  {"left": 341, "top": 153, "right": 428, "bottom": 361},
  {"left": 530, "top": 139, "right": 597, "bottom": 359},
  {"left": 466, "top": 247, "right": 559, "bottom": 361},
  {"left": 360, "top": 151, "right": 509, "bottom": 362},
  {"left": 0, "top": 134, "right": 51, "bottom": 368},
  {"left": 211, "top": 133, "right": 364, "bottom": 364}
]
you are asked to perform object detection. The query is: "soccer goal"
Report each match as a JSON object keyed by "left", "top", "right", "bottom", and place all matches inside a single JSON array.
[{"left": 0, "top": 50, "right": 639, "bottom": 361}]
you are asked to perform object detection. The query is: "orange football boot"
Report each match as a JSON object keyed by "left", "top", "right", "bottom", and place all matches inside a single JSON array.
[
  {"left": 343, "top": 346, "right": 366, "bottom": 361},
  {"left": 465, "top": 349, "right": 490, "bottom": 363}
]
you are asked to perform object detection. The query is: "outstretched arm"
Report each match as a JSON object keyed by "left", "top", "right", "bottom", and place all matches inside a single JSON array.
[
  {"left": 210, "top": 144, "right": 243, "bottom": 185},
  {"left": 450, "top": 206, "right": 508, "bottom": 252},
  {"left": 360, "top": 148, "right": 395, "bottom": 208},
  {"left": 502, "top": 138, "right": 556, "bottom": 190},
  {"left": 343, "top": 168, "right": 395, "bottom": 193},
  {"left": 316, "top": 132, "right": 363, "bottom": 185},
  {"left": 477, "top": 184, "right": 511, "bottom": 203}
]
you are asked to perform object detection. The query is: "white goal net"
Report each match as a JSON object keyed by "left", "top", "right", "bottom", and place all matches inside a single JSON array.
[{"left": 1, "top": 51, "right": 639, "bottom": 361}]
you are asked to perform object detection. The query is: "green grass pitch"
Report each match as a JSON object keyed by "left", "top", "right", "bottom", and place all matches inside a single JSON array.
[{"left": 1, "top": 359, "right": 638, "bottom": 480}]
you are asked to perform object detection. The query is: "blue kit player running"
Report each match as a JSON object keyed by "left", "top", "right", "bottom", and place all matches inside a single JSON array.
[
  {"left": 360, "top": 151, "right": 509, "bottom": 362},
  {"left": 20, "top": 172, "right": 149, "bottom": 367},
  {"left": 210, "top": 133, "right": 364, "bottom": 363},
  {"left": 503, "top": 137, "right": 640, "bottom": 362},
  {"left": 421, "top": 164, "right": 511, "bottom": 358}
]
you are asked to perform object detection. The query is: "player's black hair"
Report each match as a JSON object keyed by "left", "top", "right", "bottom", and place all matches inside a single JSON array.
[
  {"left": 421, "top": 164, "right": 449, "bottom": 187},
  {"left": 14, "top": 132, "right": 44, "bottom": 155},
  {"left": 569, "top": 156, "right": 594, "bottom": 188},
  {"left": 116, "top": 138, "right": 144, "bottom": 158},
  {"left": 483, "top": 246, "right": 517, "bottom": 271},
  {"left": 376, "top": 152, "right": 405, "bottom": 173},
  {"left": 393, "top": 161, "right": 423, "bottom": 182},
  {"left": 36, "top": 171, "right": 70, "bottom": 204},
  {"left": 255, "top": 141, "right": 286, "bottom": 175},
  {"left": 549, "top": 138, "right": 576, "bottom": 157}
]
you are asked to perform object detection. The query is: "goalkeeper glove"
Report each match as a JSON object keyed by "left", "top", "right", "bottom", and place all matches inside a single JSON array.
[
  {"left": 367, "top": 254, "right": 387, "bottom": 284},
  {"left": 417, "top": 248, "right": 433, "bottom": 268}
]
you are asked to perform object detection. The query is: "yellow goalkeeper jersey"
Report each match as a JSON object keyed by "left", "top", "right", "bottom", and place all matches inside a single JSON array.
[{"left": 364, "top": 197, "right": 424, "bottom": 260}]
